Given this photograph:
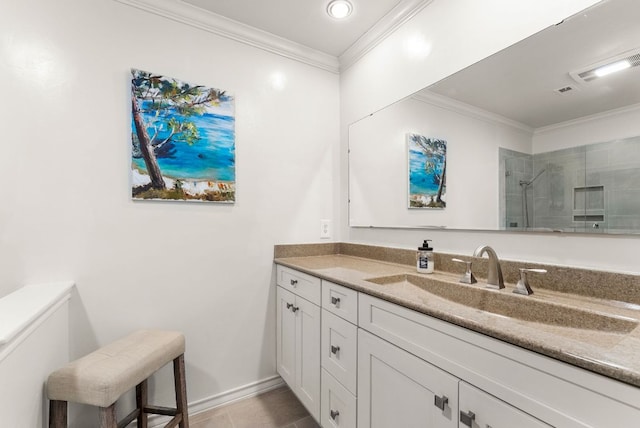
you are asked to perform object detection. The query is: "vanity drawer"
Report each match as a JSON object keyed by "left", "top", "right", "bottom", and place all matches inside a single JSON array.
[
  {"left": 322, "top": 280, "right": 358, "bottom": 324},
  {"left": 321, "top": 369, "right": 356, "bottom": 428},
  {"left": 322, "top": 309, "right": 357, "bottom": 394},
  {"left": 276, "top": 265, "right": 321, "bottom": 305}
]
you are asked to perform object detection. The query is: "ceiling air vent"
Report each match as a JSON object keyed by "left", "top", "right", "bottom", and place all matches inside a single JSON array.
[
  {"left": 554, "top": 85, "right": 578, "bottom": 95},
  {"left": 570, "top": 48, "right": 640, "bottom": 84}
]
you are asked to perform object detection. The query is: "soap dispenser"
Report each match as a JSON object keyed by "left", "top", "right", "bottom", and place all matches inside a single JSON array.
[{"left": 417, "top": 239, "right": 434, "bottom": 274}]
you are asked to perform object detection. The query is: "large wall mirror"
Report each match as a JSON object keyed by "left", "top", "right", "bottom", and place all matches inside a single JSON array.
[{"left": 349, "top": 0, "right": 640, "bottom": 234}]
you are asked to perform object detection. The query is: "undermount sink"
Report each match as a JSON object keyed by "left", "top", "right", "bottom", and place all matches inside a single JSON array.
[{"left": 365, "top": 274, "right": 637, "bottom": 333}]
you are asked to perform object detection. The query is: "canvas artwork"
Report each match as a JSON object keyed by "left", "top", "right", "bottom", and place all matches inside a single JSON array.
[
  {"left": 131, "top": 69, "right": 235, "bottom": 202},
  {"left": 407, "top": 133, "right": 447, "bottom": 208}
]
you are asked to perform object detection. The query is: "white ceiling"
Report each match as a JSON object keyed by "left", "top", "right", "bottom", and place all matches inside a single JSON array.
[
  {"left": 427, "top": 0, "right": 640, "bottom": 129},
  {"left": 182, "top": 0, "right": 404, "bottom": 57}
]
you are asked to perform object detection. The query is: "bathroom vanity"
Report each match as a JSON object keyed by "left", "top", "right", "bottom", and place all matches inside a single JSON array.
[{"left": 274, "top": 243, "right": 640, "bottom": 428}]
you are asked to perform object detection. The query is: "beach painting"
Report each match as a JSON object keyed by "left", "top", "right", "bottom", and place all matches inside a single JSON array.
[
  {"left": 131, "top": 69, "right": 235, "bottom": 202},
  {"left": 407, "top": 133, "right": 447, "bottom": 208}
]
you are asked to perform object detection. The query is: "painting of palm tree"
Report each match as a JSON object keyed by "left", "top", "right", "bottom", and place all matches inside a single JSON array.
[
  {"left": 131, "top": 69, "right": 235, "bottom": 202},
  {"left": 408, "top": 133, "right": 446, "bottom": 208}
]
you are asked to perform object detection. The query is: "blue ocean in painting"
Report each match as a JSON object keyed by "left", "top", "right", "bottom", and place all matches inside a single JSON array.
[
  {"left": 409, "top": 146, "right": 440, "bottom": 195},
  {"left": 132, "top": 109, "right": 235, "bottom": 181}
]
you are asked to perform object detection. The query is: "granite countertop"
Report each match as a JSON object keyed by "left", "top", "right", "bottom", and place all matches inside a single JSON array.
[{"left": 274, "top": 243, "right": 640, "bottom": 388}]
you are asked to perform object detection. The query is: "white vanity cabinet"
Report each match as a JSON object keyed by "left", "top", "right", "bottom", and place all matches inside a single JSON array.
[
  {"left": 275, "top": 264, "right": 640, "bottom": 428},
  {"left": 276, "top": 266, "right": 321, "bottom": 421},
  {"left": 358, "top": 292, "right": 640, "bottom": 428},
  {"left": 321, "top": 281, "right": 358, "bottom": 428},
  {"left": 357, "top": 301, "right": 550, "bottom": 428},
  {"left": 358, "top": 328, "right": 458, "bottom": 428}
]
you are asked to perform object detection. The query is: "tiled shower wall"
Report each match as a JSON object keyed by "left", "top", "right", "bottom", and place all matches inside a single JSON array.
[
  {"left": 501, "top": 136, "right": 640, "bottom": 232},
  {"left": 531, "top": 145, "right": 587, "bottom": 231},
  {"left": 584, "top": 137, "right": 640, "bottom": 232}
]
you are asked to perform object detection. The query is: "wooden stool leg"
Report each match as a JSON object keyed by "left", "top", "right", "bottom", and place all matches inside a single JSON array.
[
  {"left": 173, "top": 354, "right": 189, "bottom": 428},
  {"left": 136, "top": 379, "right": 148, "bottom": 428},
  {"left": 49, "top": 400, "right": 67, "bottom": 428},
  {"left": 99, "top": 403, "right": 117, "bottom": 428}
]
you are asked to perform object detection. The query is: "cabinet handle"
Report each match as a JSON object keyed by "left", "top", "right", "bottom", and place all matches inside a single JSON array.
[
  {"left": 291, "top": 306, "right": 299, "bottom": 313},
  {"left": 330, "top": 409, "right": 340, "bottom": 420},
  {"left": 286, "top": 302, "right": 293, "bottom": 310},
  {"left": 459, "top": 410, "right": 476, "bottom": 427},
  {"left": 290, "top": 279, "right": 298, "bottom": 286},
  {"left": 330, "top": 296, "right": 341, "bottom": 306},
  {"left": 331, "top": 345, "right": 340, "bottom": 355},
  {"left": 434, "top": 394, "right": 448, "bottom": 411}
]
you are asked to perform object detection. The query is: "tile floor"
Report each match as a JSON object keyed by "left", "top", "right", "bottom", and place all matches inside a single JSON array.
[{"left": 190, "top": 386, "right": 320, "bottom": 428}]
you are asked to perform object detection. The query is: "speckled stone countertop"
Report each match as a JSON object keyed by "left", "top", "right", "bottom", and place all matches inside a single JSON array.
[{"left": 274, "top": 242, "right": 640, "bottom": 388}]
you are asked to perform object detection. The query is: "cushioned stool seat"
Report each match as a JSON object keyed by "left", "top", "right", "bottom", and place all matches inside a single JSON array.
[{"left": 47, "top": 329, "right": 189, "bottom": 428}]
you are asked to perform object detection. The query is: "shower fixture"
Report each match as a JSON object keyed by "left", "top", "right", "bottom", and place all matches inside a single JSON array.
[{"left": 520, "top": 167, "right": 547, "bottom": 228}]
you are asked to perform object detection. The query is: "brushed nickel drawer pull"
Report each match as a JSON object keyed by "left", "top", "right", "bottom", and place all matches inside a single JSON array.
[
  {"left": 434, "top": 394, "right": 448, "bottom": 411},
  {"left": 460, "top": 410, "right": 476, "bottom": 427}
]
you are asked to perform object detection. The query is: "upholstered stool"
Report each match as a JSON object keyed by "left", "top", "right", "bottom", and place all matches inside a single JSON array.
[{"left": 47, "top": 329, "right": 189, "bottom": 428}]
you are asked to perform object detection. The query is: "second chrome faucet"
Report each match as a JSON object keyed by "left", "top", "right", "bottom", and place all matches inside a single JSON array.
[{"left": 464, "top": 245, "right": 546, "bottom": 295}]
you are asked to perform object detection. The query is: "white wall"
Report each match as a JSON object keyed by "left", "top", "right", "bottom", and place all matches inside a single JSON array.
[
  {"left": 0, "top": 0, "right": 339, "bottom": 423},
  {"left": 349, "top": 95, "right": 532, "bottom": 229},
  {"left": 340, "top": 0, "right": 640, "bottom": 275}
]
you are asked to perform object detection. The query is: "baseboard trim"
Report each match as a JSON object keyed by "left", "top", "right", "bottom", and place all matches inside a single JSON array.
[{"left": 147, "top": 375, "right": 285, "bottom": 427}]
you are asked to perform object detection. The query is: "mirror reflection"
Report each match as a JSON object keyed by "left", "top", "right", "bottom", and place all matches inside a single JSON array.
[
  {"left": 500, "top": 136, "right": 640, "bottom": 233},
  {"left": 349, "top": 0, "right": 640, "bottom": 234}
]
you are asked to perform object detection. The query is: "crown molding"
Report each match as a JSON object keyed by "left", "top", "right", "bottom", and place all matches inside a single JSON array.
[
  {"left": 412, "top": 91, "right": 534, "bottom": 134},
  {"left": 338, "top": 0, "right": 434, "bottom": 71},
  {"left": 113, "top": 0, "right": 340, "bottom": 73},
  {"left": 534, "top": 102, "right": 640, "bottom": 135}
]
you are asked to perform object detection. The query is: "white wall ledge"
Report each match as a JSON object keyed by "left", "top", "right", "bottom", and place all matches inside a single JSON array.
[{"left": 0, "top": 281, "right": 74, "bottom": 360}]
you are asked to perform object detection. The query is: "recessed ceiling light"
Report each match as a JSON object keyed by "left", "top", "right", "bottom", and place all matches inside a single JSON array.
[
  {"left": 327, "top": 0, "right": 353, "bottom": 19},
  {"left": 570, "top": 48, "right": 640, "bottom": 83},
  {"left": 594, "top": 60, "right": 631, "bottom": 77}
]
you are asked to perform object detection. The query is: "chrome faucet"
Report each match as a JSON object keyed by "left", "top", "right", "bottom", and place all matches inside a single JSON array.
[{"left": 472, "top": 245, "right": 504, "bottom": 289}]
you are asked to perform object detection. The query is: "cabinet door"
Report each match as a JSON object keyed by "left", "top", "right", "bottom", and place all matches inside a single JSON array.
[
  {"left": 458, "top": 382, "right": 551, "bottom": 428},
  {"left": 358, "top": 329, "right": 458, "bottom": 428},
  {"left": 296, "top": 294, "right": 321, "bottom": 421},
  {"left": 277, "top": 286, "right": 297, "bottom": 388}
]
